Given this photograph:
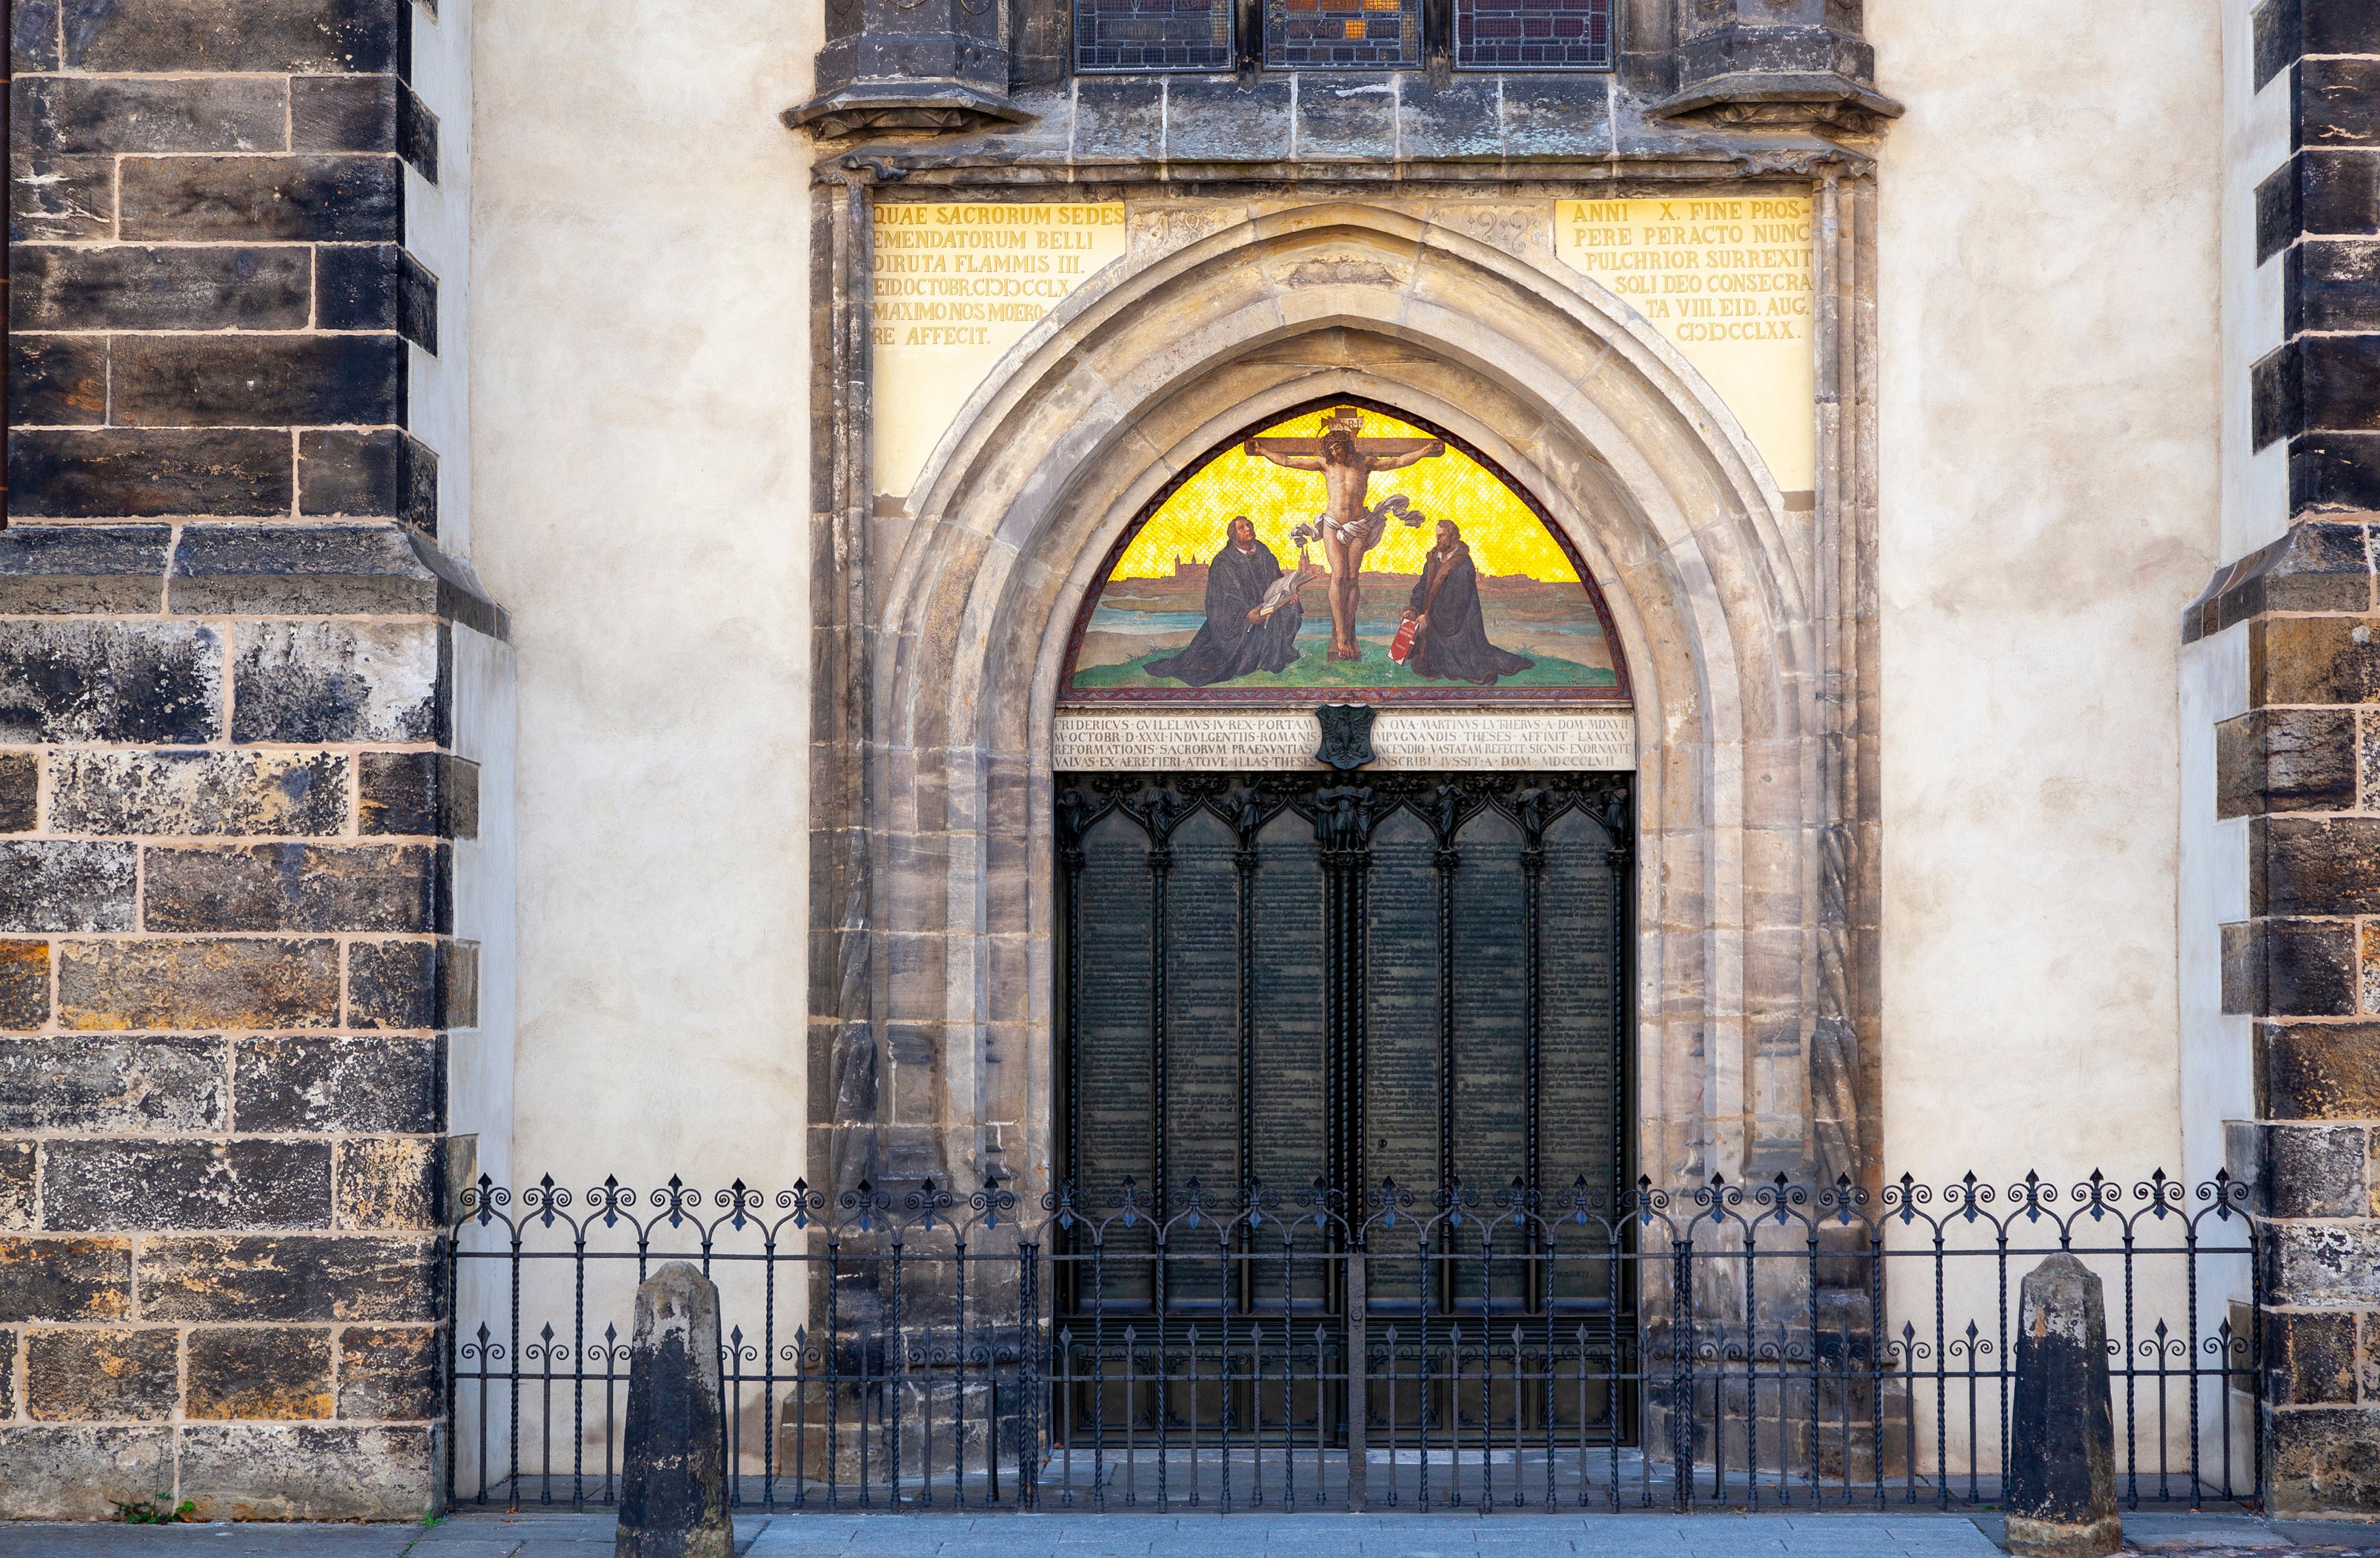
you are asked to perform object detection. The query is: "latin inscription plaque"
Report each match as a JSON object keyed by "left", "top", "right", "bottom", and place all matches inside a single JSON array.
[
  {"left": 1555, "top": 196, "right": 1816, "bottom": 491},
  {"left": 872, "top": 203, "right": 1128, "bottom": 499}
]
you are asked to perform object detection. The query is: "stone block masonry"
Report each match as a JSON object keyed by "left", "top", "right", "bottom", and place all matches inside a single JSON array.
[
  {"left": 2197, "top": 0, "right": 2380, "bottom": 1515},
  {"left": 0, "top": 0, "right": 502, "bottom": 1521}
]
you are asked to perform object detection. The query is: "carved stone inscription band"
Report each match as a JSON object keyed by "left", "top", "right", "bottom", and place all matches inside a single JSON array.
[{"left": 1052, "top": 709, "right": 1638, "bottom": 771}]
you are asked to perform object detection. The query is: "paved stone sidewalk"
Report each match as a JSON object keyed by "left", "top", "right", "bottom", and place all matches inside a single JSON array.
[{"left": 0, "top": 1511, "right": 2373, "bottom": 1557}]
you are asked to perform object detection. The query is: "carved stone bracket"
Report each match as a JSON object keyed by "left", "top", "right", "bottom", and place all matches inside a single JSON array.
[{"left": 784, "top": 0, "right": 1029, "bottom": 142}]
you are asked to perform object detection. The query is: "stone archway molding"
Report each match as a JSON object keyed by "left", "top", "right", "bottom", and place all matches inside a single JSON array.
[{"left": 808, "top": 191, "right": 1877, "bottom": 1212}]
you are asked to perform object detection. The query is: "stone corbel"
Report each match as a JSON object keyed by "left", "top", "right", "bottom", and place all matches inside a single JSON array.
[
  {"left": 782, "top": 0, "right": 1034, "bottom": 139},
  {"left": 1650, "top": 0, "right": 1903, "bottom": 136}
]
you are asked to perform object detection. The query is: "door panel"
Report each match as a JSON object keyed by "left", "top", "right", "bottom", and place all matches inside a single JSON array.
[{"left": 1056, "top": 769, "right": 1630, "bottom": 1323}]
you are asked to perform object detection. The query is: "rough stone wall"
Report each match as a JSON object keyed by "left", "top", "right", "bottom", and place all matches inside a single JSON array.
[
  {"left": 1, "top": 0, "right": 496, "bottom": 1520},
  {"left": 2207, "top": 0, "right": 2380, "bottom": 1515}
]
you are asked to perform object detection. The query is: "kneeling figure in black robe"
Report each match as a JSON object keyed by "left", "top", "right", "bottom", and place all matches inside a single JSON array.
[
  {"left": 1403, "top": 520, "right": 1535, "bottom": 686},
  {"left": 1147, "top": 517, "right": 1306, "bottom": 687}
]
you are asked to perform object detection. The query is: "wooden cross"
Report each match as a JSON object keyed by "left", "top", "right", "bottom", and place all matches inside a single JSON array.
[
  {"left": 1243, "top": 405, "right": 1443, "bottom": 466},
  {"left": 1241, "top": 433, "right": 1442, "bottom": 461},
  {"left": 1237, "top": 433, "right": 1437, "bottom": 464}
]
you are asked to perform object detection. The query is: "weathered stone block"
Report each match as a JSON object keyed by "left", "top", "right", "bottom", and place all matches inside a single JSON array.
[
  {"left": 119, "top": 154, "right": 400, "bottom": 244},
  {"left": 60, "top": 938, "right": 339, "bottom": 1031},
  {"left": 171, "top": 521, "right": 442, "bottom": 615},
  {"left": 2256, "top": 336, "right": 2380, "bottom": 451},
  {"left": 0, "top": 1329, "right": 14, "bottom": 1417},
  {"left": 2361, "top": 921, "right": 2380, "bottom": 1015},
  {"left": 12, "top": 0, "right": 59, "bottom": 70},
  {"left": 296, "top": 429, "right": 437, "bottom": 529},
  {"left": 397, "top": 84, "right": 437, "bottom": 184},
  {"left": 13, "top": 244, "right": 310, "bottom": 331},
  {"left": 51, "top": 749, "right": 348, "bottom": 836},
  {"left": 2276, "top": 150, "right": 2380, "bottom": 249},
  {"left": 0, "top": 1236, "right": 132, "bottom": 1322},
  {"left": 2300, "top": 56, "right": 2380, "bottom": 149},
  {"left": 0, "top": 1425, "right": 174, "bottom": 1520},
  {"left": 0, "top": 523, "right": 171, "bottom": 612},
  {"left": 62, "top": 0, "right": 399, "bottom": 73},
  {"left": 2293, "top": 433, "right": 2380, "bottom": 517},
  {"left": 2270, "top": 1221, "right": 2380, "bottom": 1305},
  {"left": 16, "top": 75, "right": 286, "bottom": 155},
  {"left": 0, "top": 619, "right": 220, "bottom": 742},
  {"left": 2255, "top": 614, "right": 2380, "bottom": 707},
  {"left": 137, "top": 1234, "right": 438, "bottom": 1322},
  {"left": 187, "top": 1327, "right": 333, "bottom": 1420},
  {"left": 2289, "top": 239, "right": 2380, "bottom": 336},
  {"left": 290, "top": 73, "right": 395, "bottom": 151},
  {"left": 2267, "top": 1307, "right": 2360, "bottom": 1405},
  {"left": 42, "top": 1138, "right": 332, "bottom": 1231},
  {"left": 0, "top": 941, "right": 45, "bottom": 1030},
  {"left": 0, "top": 1035, "right": 227, "bottom": 1133},
  {"left": 335, "top": 1325, "right": 439, "bottom": 1419},
  {"left": 25, "top": 1327, "right": 179, "bottom": 1422},
  {"left": 0, "top": 1141, "right": 31, "bottom": 1229},
  {"left": 2267, "top": 1405, "right": 2380, "bottom": 1514},
  {"left": 2222, "top": 918, "right": 2358, "bottom": 1015},
  {"left": 232, "top": 620, "right": 442, "bottom": 745},
  {"left": 2261, "top": 1021, "right": 2380, "bottom": 1118},
  {"left": 8, "top": 427, "right": 292, "bottom": 518},
  {"left": 180, "top": 1422, "right": 435, "bottom": 1522},
  {"left": 234, "top": 1035, "right": 441, "bottom": 1133},
  {"left": 0, "top": 752, "right": 32, "bottom": 831},
  {"left": 2253, "top": 818, "right": 2380, "bottom": 916},
  {"left": 348, "top": 938, "right": 477, "bottom": 1030},
  {"left": 2217, "top": 707, "right": 2359, "bottom": 817},
  {"left": 317, "top": 245, "right": 437, "bottom": 351},
  {"left": 336, "top": 1136, "right": 441, "bottom": 1230},
  {"left": 0, "top": 841, "right": 135, "bottom": 932},
  {"left": 10, "top": 150, "right": 113, "bottom": 242},
  {"left": 360, "top": 752, "right": 478, "bottom": 838},
  {"left": 11, "top": 337, "right": 109, "bottom": 425},
  {"left": 2259, "top": 1120, "right": 2371, "bottom": 1217},
  {"left": 113, "top": 333, "right": 405, "bottom": 429},
  {"left": 147, "top": 843, "right": 445, "bottom": 934}
]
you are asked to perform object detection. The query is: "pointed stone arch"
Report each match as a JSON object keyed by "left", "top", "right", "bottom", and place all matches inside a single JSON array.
[{"left": 810, "top": 194, "right": 1872, "bottom": 1206}]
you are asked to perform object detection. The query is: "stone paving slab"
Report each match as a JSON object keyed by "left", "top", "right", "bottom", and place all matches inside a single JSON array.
[{"left": 1, "top": 1511, "right": 2375, "bottom": 1557}]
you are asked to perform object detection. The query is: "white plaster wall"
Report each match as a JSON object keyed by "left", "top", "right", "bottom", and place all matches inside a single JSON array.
[
  {"left": 405, "top": 0, "right": 472, "bottom": 555},
  {"left": 2223, "top": 0, "right": 2291, "bottom": 560},
  {"left": 2178, "top": 624, "right": 2252, "bottom": 1194},
  {"left": 1871, "top": 2, "right": 2222, "bottom": 1185},
  {"left": 470, "top": 1, "right": 817, "bottom": 1195},
  {"left": 449, "top": 626, "right": 519, "bottom": 1193}
]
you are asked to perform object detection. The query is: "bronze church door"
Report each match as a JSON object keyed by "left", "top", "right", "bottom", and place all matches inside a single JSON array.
[{"left": 1054, "top": 768, "right": 1631, "bottom": 1308}]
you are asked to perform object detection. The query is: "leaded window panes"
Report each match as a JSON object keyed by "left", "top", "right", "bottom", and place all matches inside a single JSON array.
[
  {"left": 1074, "top": 0, "right": 1235, "bottom": 72},
  {"left": 1264, "top": 0, "right": 1423, "bottom": 70},
  {"left": 1455, "top": 0, "right": 1613, "bottom": 70}
]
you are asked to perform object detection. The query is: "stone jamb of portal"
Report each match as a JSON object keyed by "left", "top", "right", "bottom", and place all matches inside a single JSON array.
[{"left": 808, "top": 190, "right": 1878, "bottom": 1219}]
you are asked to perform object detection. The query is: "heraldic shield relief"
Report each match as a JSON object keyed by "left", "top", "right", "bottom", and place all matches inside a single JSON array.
[{"left": 1063, "top": 402, "right": 1628, "bottom": 703}]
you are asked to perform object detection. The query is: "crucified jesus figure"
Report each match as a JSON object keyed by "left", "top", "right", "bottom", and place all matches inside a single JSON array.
[{"left": 1244, "top": 408, "right": 1448, "bottom": 661}]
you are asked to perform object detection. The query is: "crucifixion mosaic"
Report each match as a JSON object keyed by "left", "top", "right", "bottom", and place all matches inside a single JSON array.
[{"left": 1064, "top": 404, "right": 1626, "bottom": 704}]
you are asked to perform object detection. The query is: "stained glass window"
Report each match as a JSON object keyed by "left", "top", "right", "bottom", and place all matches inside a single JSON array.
[
  {"left": 1264, "top": 0, "right": 1423, "bottom": 70},
  {"left": 1455, "top": 0, "right": 1613, "bottom": 70},
  {"left": 1074, "top": 0, "right": 1235, "bottom": 72}
]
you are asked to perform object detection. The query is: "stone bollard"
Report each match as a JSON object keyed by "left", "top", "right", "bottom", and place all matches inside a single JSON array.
[
  {"left": 2007, "top": 1253, "right": 2121, "bottom": 1558},
  {"left": 617, "top": 1262, "right": 733, "bottom": 1558}
]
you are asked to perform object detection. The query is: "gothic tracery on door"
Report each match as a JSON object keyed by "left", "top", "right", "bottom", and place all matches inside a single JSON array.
[{"left": 1054, "top": 769, "right": 1633, "bottom": 1316}]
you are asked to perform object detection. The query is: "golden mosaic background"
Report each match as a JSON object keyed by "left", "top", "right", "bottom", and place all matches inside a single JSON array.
[{"left": 1108, "top": 408, "right": 1582, "bottom": 583}]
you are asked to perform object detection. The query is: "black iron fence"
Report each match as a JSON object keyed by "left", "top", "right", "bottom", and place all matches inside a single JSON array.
[{"left": 445, "top": 1170, "right": 2261, "bottom": 1516}]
